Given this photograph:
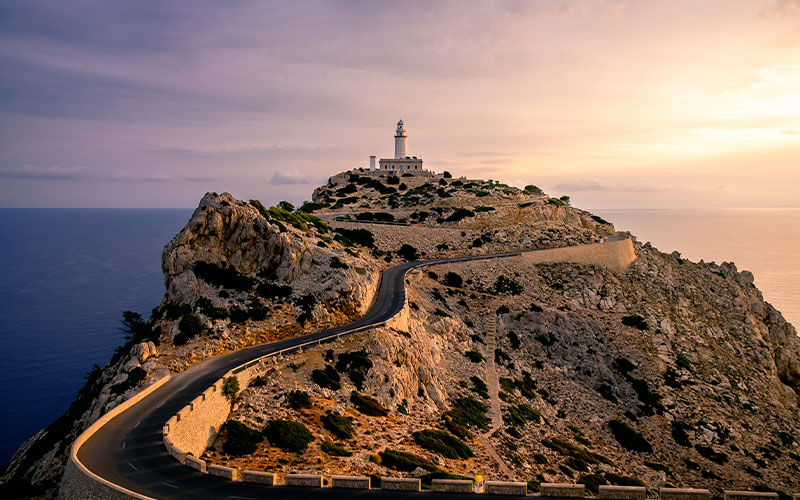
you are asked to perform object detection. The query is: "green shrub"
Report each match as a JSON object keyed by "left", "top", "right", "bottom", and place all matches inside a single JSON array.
[
  {"left": 256, "top": 281, "right": 292, "bottom": 300},
  {"left": 120, "top": 310, "right": 157, "bottom": 343},
  {"left": 336, "top": 349, "right": 373, "bottom": 390},
  {"left": 193, "top": 261, "right": 255, "bottom": 291},
  {"left": 503, "top": 404, "right": 542, "bottom": 426},
  {"left": 546, "top": 197, "right": 565, "bottom": 207},
  {"left": 464, "top": 350, "right": 485, "bottom": 363},
  {"left": 110, "top": 366, "right": 148, "bottom": 395},
  {"left": 322, "top": 412, "right": 354, "bottom": 439},
  {"left": 298, "top": 201, "right": 328, "bottom": 213},
  {"left": 443, "top": 272, "right": 463, "bottom": 287},
  {"left": 694, "top": 444, "right": 728, "bottom": 464},
  {"left": 442, "top": 397, "right": 489, "bottom": 439},
  {"left": 311, "top": 365, "right": 341, "bottom": 390},
  {"left": 321, "top": 439, "right": 352, "bottom": 457},
  {"left": 591, "top": 214, "right": 610, "bottom": 225},
  {"left": 287, "top": 390, "right": 311, "bottom": 409},
  {"left": 495, "top": 348, "right": 511, "bottom": 365},
  {"left": 621, "top": 315, "right": 649, "bottom": 330},
  {"left": 413, "top": 429, "right": 473, "bottom": 459},
  {"left": 608, "top": 419, "right": 652, "bottom": 453},
  {"left": 379, "top": 449, "right": 437, "bottom": 472},
  {"left": 398, "top": 244, "right": 419, "bottom": 261},
  {"left": 263, "top": 420, "right": 313, "bottom": 452},
  {"left": 524, "top": 184, "right": 544, "bottom": 195},
  {"left": 605, "top": 473, "right": 647, "bottom": 487},
  {"left": 676, "top": 354, "right": 693, "bottom": 371},
  {"left": 542, "top": 438, "right": 614, "bottom": 465},
  {"left": 577, "top": 473, "right": 607, "bottom": 494},
  {"left": 443, "top": 171, "right": 452, "bottom": 178},
  {"left": 178, "top": 313, "right": 204, "bottom": 338},
  {"left": 507, "top": 332, "right": 521, "bottom": 349},
  {"left": 671, "top": 421, "right": 693, "bottom": 447},
  {"left": 445, "top": 208, "right": 475, "bottom": 223},
  {"left": 350, "top": 391, "right": 388, "bottom": 416},
  {"left": 222, "top": 420, "right": 263, "bottom": 455},
  {"left": 334, "top": 227, "right": 375, "bottom": 248},
  {"left": 495, "top": 275, "right": 523, "bottom": 294},
  {"left": 223, "top": 375, "right": 240, "bottom": 400},
  {"left": 470, "top": 376, "right": 489, "bottom": 399}
]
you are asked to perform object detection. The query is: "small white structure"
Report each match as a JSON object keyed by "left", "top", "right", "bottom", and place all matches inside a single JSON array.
[
  {"left": 369, "top": 155, "right": 376, "bottom": 171},
  {"left": 377, "top": 120, "right": 424, "bottom": 172}
]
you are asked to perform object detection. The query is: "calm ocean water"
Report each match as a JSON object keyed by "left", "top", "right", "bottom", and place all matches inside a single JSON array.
[
  {"left": 0, "top": 209, "right": 192, "bottom": 465},
  {"left": 0, "top": 208, "right": 797, "bottom": 465}
]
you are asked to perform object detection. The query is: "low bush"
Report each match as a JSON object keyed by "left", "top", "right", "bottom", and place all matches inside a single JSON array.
[
  {"left": 445, "top": 208, "right": 475, "bottom": 223},
  {"left": 311, "top": 365, "right": 341, "bottom": 390},
  {"left": 470, "top": 376, "right": 489, "bottom": 399},
  {"left": 577, "top": 474, "right": 607, "bottom": 494},
  {"left": 413, "top": 429, "right": 473, "bottom": 459},
  {"left": 336, "top": 349, "right": 373, "bottom": 390},
  {"left": 178, "top": 313, "right": 204, "bottom": 338},
  {"left": 621, "top": 315, "right": 649, "bottom": 330},
  {"left": 504, "top": 404, "right": 542, "bottom": 426},
  {"left": 494, "top": 348, "right": 511, "bottom": 365},
  {"left": 350, "top": 391, "right": 389, "bottom": 416},
  {"left": 694, "top": 444, "right": 729, "bottom": 464},
  {"left": 524, "top": 184, "right": 544, "bottom": 195},
  {"left": 542, "top": 438, "right": 614, "bottom": 465},
  {"left": 287, "top": 390, "right": 312, "bottom": 409},
  {"left": 193, "top": 261, "right": 255, "bottom": 291},
  {"left": 507, "top": 331, "right": 521, "bottom": 349},
  {"left": 443, "top": 272, "right": 463, "bottom": 287},
  {"left": 334, "top": 227, "right": 375, "bottom": 248},
  {"left": 464, "top": 350, "right": 485, "bottom": 363},
  {"left": 608, "top": 419, "right": 652, "bottom": 453},
  {"left": 329, "top": 256, "right": 349, "bottom": 269},
  {"left": 263, "top": 420, "right": 313, "bottom": 452},
  {"left": 222, "top": 420, "right": 263, "bottom": 455},
  {"left": 322, "top": 412, "right": 354, "bottom": 439},
  {"left": 321, "top": 440, "right": 352, "bottom": 457},
  {"left": 379, "top": 449, "right": 437, "bottom": 472},
  {"left": 223, "top": 375, "right": 240, "bottom": 400},
  {"left": 495, "top": 275, "right": 523, "bottom": 294},
  {"left": 110, "top": 366, "right": 148, "bottom": 395},
  {"left": 398, "top": 244, "right": 419, "bottom": 261}
]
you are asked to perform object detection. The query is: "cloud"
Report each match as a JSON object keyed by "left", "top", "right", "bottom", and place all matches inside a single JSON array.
[
  {"left": 781, "top": 129, "right": 800, "bottom": 135},
  {"left": 270, "top": 168, "right": 315, "bottom": 185},
  {"left": 762, "top": 0, "right": 800, "bottom": 18},
  {"left": 0, "top": 164, "right": 90, "bottom": 179},
  {"left": 0, "top": 164, "right": 216, "bottom": 182},
  {"left": 551, "top": 178, "right": 613, "bottom": 191}
]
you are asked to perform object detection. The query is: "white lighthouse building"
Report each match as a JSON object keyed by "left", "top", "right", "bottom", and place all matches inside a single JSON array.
[{"left": 378, "top": 120, "right": 424, "bottom": 172}]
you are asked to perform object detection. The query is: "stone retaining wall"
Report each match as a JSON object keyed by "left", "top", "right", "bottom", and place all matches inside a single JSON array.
[
  {"left": 484, "top": 480, "right": 527, "bottom": 495},
  {"left": 519, "top": 236, "right": 636, "bottom": 272},
  {"left": 599, "top": 485, "right": 647, "bottom": 500},
  {"left": 660, "top": 488, "right": 712, "bottom": 500},
  {"left": 58, "top": 374, "right": 170, "bottom": 500},
  {"left": 431, "top": 479, "right": 474, "bottom": 493},
  {"left": 541, "top": 483, "right": 586, "bottom": 497},
  {"left": 381, "top": 477, "right": 421, "bottom": 491}
]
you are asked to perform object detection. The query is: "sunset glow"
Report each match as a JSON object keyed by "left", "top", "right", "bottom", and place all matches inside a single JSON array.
[{"left": 0, "top": 0, "right": 798, "bottom": 208}]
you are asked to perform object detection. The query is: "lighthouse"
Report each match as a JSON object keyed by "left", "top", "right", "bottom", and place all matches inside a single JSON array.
[
  {"left": 378, "top": 120, "right": 424, "bottom": 172},
  {"left": 394, "top": 119, "right": 407, "bottom": 159}
]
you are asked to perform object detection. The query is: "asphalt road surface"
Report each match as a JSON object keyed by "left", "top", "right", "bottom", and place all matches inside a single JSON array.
[{"left": 77, "top": 251, "right": 529, "bottom": 499}]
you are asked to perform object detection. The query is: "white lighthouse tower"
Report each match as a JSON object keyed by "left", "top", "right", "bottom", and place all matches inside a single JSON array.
[
  {"left": 394, "top": 119, "right": 407, "bottom": 159},
  {"left": 377, "top": 119, "right": 424, "bottom": 172}
]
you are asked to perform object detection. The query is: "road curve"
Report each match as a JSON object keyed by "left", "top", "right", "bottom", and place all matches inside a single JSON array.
[{"left": 75, "top": 250, "right": 528, "bottom": 499}]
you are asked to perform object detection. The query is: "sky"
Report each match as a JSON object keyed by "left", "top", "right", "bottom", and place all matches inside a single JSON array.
[{"left": 0, "top": 0, "right": 798, "bottom": 209}]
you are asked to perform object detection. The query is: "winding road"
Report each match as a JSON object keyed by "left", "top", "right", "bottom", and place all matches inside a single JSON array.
[{"left": 75, "top": 250, "right": 528, "bottom": 499}]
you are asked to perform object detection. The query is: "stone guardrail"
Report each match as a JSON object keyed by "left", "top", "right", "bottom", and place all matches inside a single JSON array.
[{"left": 59, "top": 374, "right": 170, "bottom": 500}]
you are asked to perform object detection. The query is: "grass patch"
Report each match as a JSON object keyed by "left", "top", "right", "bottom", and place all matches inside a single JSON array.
[
  {"left": 608, "top": 419, "right": 652, "bottom": 453},
  {"left": 413, "top": 429, "right": 473, "bottom": 459},
  {"left": 350, "top": 391, "right": 389, "bottom": 416},
  {"left": 379, "top": 449, "right": 437, "bottom": 472},
  {"left": 442, "top": 397, "right": 489, "bottom": 439},
  {"left": 321, "top": 439, "right": 352, "bottom": 457},
  {"left": 503, "top": 404, "right": 543, "bottom": 426}
]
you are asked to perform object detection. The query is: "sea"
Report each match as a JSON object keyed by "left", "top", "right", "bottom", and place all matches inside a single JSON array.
[{"left": 0, "top": 207, "right": 797, "bottom": 466}]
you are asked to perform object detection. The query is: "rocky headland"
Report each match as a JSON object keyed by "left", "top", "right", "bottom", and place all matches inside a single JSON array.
[{"left": 2, "top": 170, "right": 799, "bottom": 498}]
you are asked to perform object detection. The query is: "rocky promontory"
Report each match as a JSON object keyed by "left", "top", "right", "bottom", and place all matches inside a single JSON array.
[{"left": 2, "top": 170, "right": 799, "bottom": 498}]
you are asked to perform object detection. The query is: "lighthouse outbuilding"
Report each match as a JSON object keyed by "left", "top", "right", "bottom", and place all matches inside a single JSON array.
[{"left": 378, "top": 120, "right": 424, "bottom": 172}]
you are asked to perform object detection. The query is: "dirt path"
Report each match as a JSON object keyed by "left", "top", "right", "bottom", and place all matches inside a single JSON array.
[{"left": 481, "top": 307, "right": 513, "bottom": 479}]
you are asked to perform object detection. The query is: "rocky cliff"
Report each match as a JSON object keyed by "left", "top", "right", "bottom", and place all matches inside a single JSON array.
[{"left": 3, "top": 171, "right": 799, "bottom": 498}]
